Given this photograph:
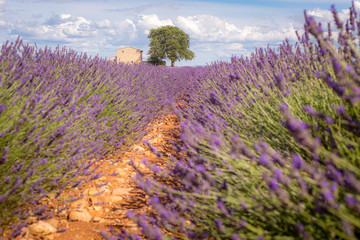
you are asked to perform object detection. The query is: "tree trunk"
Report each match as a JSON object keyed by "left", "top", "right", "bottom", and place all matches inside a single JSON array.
[{"left": 171, "top": 61, "right": 175, "bottom": 67}]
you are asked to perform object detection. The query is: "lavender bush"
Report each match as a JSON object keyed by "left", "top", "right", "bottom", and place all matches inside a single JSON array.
[
  {"left": 126, "top": 3, "right": 360, "bottom": 239},
  {"left": 0, "top": 39, "right": 196, "bottom": 236}
]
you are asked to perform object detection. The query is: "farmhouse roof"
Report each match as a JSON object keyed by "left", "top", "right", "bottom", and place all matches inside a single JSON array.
[{"left": 117, "top": 46, "right": 143, "bottom": 52}]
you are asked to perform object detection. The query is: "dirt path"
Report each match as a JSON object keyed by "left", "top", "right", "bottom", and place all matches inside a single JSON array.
[{"left": 3, "top": 113, "right": 180, "bottom": 240}]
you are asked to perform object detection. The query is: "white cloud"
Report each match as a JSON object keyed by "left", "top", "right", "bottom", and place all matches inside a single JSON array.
[
  {"left": 12, "top": 23, "right": 65, "bottom": 40},
  {"left": 175, "top": 14, "right": 297, "bottom": 43},
  {"left": 355, "top": 1, "right": 360, "bottom": 10},
  {"left": 307, "top": 8, "right": 333, "bottom": 21},
  {"left": 46, "top": 14, "right": 77, "bottom": 26},
  {"left": 11, "top": 13, "right": 96, "bottom": 42},
  {"left": 3, "top": 1, "right": 357, "bottom": 66},
  {"left": 106, "top": 19, "right": 137, "bottom": 41},
  {"left": 0, "top": 19, "right": 6, "bottom": 27},
  {"left": 137, "top": 14, "right": 173, "bottom": 34},
  {"left": 0, "top": 0, "right": 6, "bottom": 16},
  {"left": 175, "top": 16, "right": 202, "bottom": 36},
  {"left": 223, "top": 43, "right": 249, "bottom": 57},
  {"left": 193, "top": 42, "right": 250, "bottom": 62},
  {"left": 194, "top": 43, "right": 212, "bottom": 52},
  {"left": 0, "top": 0, "right": 9, "bottom": 29},
  {"left": 61, "top": 16, "right": 94, "bottom": 37},
  {"left": 106, "top": 29, "right": 116, "bottom": 36},
  {"left": 307, "top": 1, "right": 360, "bottom": 25},
  {"left": 60, "top": 13, "right": 71, "bottom": 19},
  {"left": 226, "top": 43, "right": 244, "bottom": 51},
  {"left": 95, "top": 19, "right": 110, "bottom": 29},
  {"left": 175, "top": 15, "right": 236, "bottom": 42}
]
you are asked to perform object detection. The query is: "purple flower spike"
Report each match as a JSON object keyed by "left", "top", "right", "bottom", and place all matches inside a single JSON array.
[
  {"left": 274, "top": 73, "right": 288, "bottom": 95},
  {"left": 259, "top": 154, "right": 269, "bottom": 166},
  {"left": 268, "top": 179, "right": 279, "bottom": 191},
  {"left": 232, "top": 234, "right": 240, "bottom": 240},
  {"left": 331, "top": 5, "right": 343, "bottom": 30},
  {"left": 274, "top": 168, "right": 283, "bottom": 182},
  {"left": 323, "top": 191, "right": 335, "bottom": 203},
  {"left": 345, "top": 196, "right": 356, "bottom": 208},
  {"left": 303, "top": 105, "right": 316, "bottom": 116},
  {"left": 0, "top": 104, "right": 6, "bottom": 114},
  {"left": 292, "top": 154, "right": 303, "bottom": 169},
  {"left": 279, "top": 103, "right": 288, "bottom": 111},
  {"left": 0, "top": 146, "right": 10, "bottom": 164}
]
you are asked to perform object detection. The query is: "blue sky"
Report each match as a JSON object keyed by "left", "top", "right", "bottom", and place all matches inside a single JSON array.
[{"left": 0, "top": 0, "right": 356, "bottom": 66}]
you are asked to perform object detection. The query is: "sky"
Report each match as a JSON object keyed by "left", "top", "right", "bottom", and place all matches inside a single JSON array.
[{"left": 0, "top": 0, "right": 357, "bottom": 66}]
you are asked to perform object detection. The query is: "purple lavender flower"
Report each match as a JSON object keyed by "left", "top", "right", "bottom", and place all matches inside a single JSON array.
[
  {"left": 344, "top": 196, "right": 356, "bottom": 208},
  {"left": 0, "top": 104, "right": 6, "bottom": 114},
  {"left": 268, "top": 178, "right": 279, "bottom": 191},
  {"left": 292, "top": 154, "right": 303, "bottom": 169},
  {"left": 331, "top": 5, "right": 343, "bottom": 30},
  {"left": 0, "top": 146, "right": 9, "bottom": 164}
]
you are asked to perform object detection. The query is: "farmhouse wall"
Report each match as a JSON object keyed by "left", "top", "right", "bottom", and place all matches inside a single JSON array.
[
  {"left": 107, "top": 56, "right": 117, "bottom": 62},
  {"left": 116, "top": 47, "right": 142, "bottom": 64},
  {"left": 107, "top": 47, "right": 143, "bottom": 64}
]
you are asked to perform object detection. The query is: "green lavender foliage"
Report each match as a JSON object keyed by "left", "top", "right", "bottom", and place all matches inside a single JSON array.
[
  {"left": 127, "top": 3, "right": 360, "bottom": 240},
  {"left": 0, "top": 39, "right": 195, "bottom": 233}
]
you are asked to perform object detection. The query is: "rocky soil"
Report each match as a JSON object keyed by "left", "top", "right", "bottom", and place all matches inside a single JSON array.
[{"left": 2, "top": 113, "right": 180, "bottom": 240}]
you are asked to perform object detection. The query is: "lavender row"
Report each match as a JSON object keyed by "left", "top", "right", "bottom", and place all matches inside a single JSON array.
[
  {"left": 127, "top": 3, "right": 360, "bottom": 239},
  {"left": 0, "top": 39, "right": 196, "bottom": 237}
]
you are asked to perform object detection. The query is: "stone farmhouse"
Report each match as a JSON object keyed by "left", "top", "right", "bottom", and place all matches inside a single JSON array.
[{"left": 107, "top": 47, "right": 143, "bottom": 64}]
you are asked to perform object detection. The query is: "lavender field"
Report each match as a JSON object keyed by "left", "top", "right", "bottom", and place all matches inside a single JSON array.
[
  {"left": 0, "top": 38, "right": 197, "bottom": 237},
  {"left": 1, "top": 3, "right": 360, "bottom": 240}
]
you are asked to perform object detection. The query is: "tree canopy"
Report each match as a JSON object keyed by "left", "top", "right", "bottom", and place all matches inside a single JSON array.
[{"left": 147, "top": 25, "right": 195, "bottom": 67}]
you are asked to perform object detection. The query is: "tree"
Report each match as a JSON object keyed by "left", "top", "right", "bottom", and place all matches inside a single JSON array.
[
  {"left": 147, "top": 25, "right": 195, "bottom": 67},
  {"left": 147, "top": 55, "right": 166, "bottom": 66}
]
